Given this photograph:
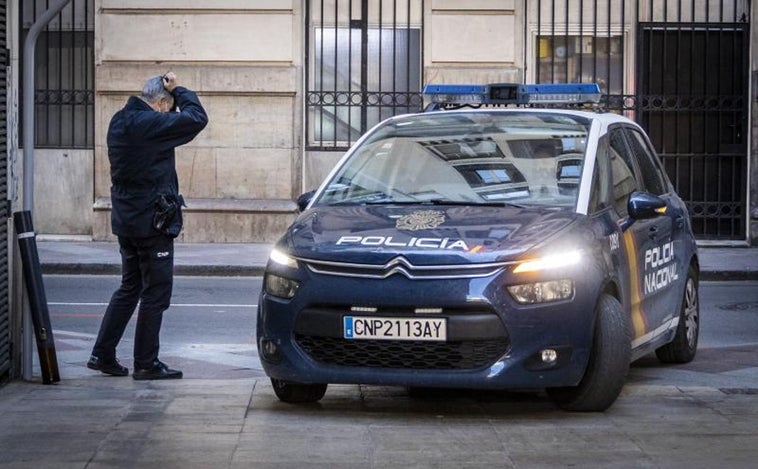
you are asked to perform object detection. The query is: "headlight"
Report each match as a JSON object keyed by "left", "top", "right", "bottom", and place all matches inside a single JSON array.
[
  {"left": 512, "top": 250, "right": 581, "bottom": 273},
  {"left": 507, "top": 279, "right": 574, "bottom": 304},
  {"left": 264, "top": 273, "right": 300, "bottom": 299},
  {"left": 270, "top": 248, "right": 299, "bottom": 269}
]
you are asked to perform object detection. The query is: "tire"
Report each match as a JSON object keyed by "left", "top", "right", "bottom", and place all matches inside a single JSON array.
[
  {"left": 655, "top": 266, "right": 699, "bottom": 364},
  {"left": 270, "top": 378, "right": 327, "bottom": 403},
  {"left": 547, "top": 294, "right": 631, "bottom": 412}
]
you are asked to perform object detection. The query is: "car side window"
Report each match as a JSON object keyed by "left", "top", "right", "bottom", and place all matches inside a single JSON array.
[
  {"left": 625, "top": 127, "right": 667, "bottom": 195},
  {"left": 608, "top": 128, "right": 640, "bottom": 217},
  {"left": 588, "top": 138, "right": 611, "bottom": 214}
]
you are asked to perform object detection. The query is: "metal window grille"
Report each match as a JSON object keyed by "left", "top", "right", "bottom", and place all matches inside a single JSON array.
[
  {"left": 306, "top": 0, "right": 424, "bottom": 151},
  {"left": 20, "top": 0, "right": 94, "bottom": 149},
  {"left": 530, "top": 0, "right": 750, "bottom": 240}
]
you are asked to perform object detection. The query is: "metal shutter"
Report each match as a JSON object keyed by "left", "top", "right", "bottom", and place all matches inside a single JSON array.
[{"left": 0, "top": 0, "right": 10, "bottom": 381}]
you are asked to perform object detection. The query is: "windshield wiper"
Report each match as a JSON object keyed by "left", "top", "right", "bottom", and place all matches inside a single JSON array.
[
  {"left": 363, "top": 200, "right": 424, "bottom": 205},
  {"left": 330, "top": 198, "right": 528, "bottom": 208},
  {"left": 428, "top": 199, "right": 528, "bottom": 209},
  {"left": 328, "top": 195, "right": 399, "bottom": 205}
]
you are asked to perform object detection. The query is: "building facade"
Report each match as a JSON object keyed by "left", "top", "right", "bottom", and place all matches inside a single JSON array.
[{"left": 19, "top": 0, "right": 758, "bottom": 245}]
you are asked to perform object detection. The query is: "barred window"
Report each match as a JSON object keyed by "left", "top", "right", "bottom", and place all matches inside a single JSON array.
[
  {"left": 536, "top": 35, "right": 623, "bottom": 95},
  {"left": 33, "top": 30, "right": 94, "bottom": 149},
  {"left": 22, "top": 0, "right": 94, "bottom": 149},
  {"left": 306, "top": 0, "right": 424, "bottom": 151}
]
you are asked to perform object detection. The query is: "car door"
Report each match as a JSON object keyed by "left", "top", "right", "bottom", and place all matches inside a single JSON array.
[
  {"left": 623, "top": 126, "right": 686, "bottom": 325},
  {"left": 607, "top": 126, "right": 672, "bottom": 346}
]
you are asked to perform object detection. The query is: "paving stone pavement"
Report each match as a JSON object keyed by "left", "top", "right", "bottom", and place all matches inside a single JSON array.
[
  {"left": 2, "top": 338, "right": 758, "bottom": 468},
  {"left": 1, "top": 376, "right": 758, "bottom": 468}
]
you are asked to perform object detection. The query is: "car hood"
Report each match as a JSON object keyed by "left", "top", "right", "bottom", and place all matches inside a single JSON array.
[{"left": 280, "top": 204, "right": 582, "bottom": 265}]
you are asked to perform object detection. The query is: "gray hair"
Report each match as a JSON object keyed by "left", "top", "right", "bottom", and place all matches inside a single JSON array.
[{"left": 141, "top": 76, "right": 173, "bottom": 104}]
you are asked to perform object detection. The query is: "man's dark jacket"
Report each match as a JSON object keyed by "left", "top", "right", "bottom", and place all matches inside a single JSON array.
[{"left": 107, "top": 87, "right": 208, "bottom": 238}]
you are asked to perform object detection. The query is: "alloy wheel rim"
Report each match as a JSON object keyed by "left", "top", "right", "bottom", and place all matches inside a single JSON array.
[{"left": 684, "top": 277, "right": 698, "bottom": 348}]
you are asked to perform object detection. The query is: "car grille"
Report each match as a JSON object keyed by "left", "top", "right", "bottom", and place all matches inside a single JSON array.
[
  {"left": 295, "top": 334, "right": 510, "bottom": 370},
  {"left": 301, "top": 256, "right": 510, "bottom": 280}
]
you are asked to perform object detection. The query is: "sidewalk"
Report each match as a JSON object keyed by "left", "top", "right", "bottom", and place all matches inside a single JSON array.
[
  {"left": 2, "top": 373, "right": 756, "bottom": 468},
  {"left": 37, "top": 239, "right": 758, "bottom": 280}
]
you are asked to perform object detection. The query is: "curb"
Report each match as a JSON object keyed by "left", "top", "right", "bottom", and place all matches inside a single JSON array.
[{"left": 700, "top": 271, "right": 758, "bottom": 282}]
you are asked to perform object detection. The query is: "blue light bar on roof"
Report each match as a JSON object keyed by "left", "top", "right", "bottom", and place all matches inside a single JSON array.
[
  {"left": 422, "top": 84, "right": 489, "bottom": 104},
  {"left": 422, "top": 82, "right": 602, "bottom": 107}
]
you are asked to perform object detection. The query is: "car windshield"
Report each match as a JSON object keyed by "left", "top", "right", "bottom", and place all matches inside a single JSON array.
[{"left": 315, "top": 111, "right": 592, "bottom": 209}]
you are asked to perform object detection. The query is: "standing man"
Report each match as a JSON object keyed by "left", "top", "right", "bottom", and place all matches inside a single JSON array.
[{"left": 87, "top": 72, "right": 208, "bottom": 380}]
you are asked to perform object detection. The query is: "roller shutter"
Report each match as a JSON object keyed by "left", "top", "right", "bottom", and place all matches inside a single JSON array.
[{"left": 0, "top": 0, "right": 10, "bottom": 381}]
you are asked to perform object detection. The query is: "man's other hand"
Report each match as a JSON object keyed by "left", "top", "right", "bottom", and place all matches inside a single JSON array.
[{"left": 162, "top": 72, "right": 178, "bottom": 93}]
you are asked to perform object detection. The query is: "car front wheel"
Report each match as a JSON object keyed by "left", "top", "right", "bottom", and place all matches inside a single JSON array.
[
  {"left": 547, "top": 294, "right": 631, "bottom": 412},
  {"left": 655, "top": 265, "right": 699, "bottom": 364}
]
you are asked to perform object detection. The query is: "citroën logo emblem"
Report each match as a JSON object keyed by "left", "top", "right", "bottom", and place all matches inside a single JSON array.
[{"left": 396, "top": 210, "right": 446, "bottom": 231}]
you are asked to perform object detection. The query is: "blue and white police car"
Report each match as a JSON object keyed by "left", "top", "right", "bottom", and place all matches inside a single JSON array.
[{"left": 257, "top": 83, "right": 699, "bottom": 411}]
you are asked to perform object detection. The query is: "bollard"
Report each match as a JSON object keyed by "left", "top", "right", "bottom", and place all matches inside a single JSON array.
[{"left": 13, "top": 210, "right": 60, "bottom": 384}]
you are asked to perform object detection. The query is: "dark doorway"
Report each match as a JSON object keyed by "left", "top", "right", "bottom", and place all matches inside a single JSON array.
[{"left": 638, "top": 24, "right": 748, "bottom": 239}]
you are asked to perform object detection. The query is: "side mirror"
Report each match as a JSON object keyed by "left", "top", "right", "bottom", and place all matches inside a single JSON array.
[
  {"left": 627, "top": 191, "right": 667, "bottom": 220},
  {"left": 296, "top": 190, "right": 316, "bottom": 212}
]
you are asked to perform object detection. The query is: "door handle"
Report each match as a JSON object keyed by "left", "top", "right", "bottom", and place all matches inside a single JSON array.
[
  {"left": 648, "top": 225, "right": 659, "bottom": 239},
  {"left": 675, "top": 216, "right": 685, "bottom": 229}
]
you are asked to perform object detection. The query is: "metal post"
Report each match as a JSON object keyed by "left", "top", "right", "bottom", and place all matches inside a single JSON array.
[{"left": 20, "top": 0, "right": 71, "bottom": 381}]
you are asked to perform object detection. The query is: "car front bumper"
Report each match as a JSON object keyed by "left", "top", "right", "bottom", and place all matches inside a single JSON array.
[{"left": 257, "top": 268, "right": 600, "bottom": 390}]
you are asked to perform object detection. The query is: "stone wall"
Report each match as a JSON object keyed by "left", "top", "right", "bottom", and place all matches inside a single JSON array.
[
  {"left": 32, "top": 149, "right": 93, "bottom": 236},
  {"left": 93, "top": 0, "right": 301, "bottom": 242},
  {"left": 424, "top": 0, "right": 522, "bottom": 90}
]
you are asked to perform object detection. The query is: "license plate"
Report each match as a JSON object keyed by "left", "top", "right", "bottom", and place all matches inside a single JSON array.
[{"left": 343, "top": 316, "right": 447, "bottom": 341}]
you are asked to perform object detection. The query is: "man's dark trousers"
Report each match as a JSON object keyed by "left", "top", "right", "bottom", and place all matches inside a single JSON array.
[{"left": 92, "top": 235, "right": 174, "bottom": 369}]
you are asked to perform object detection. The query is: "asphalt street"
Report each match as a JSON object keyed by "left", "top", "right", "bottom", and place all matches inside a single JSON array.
[
  {"left": 46, "top": 275, "right": 260, "bottom": 346},
  {"left": 48, "top": 275, "right": 263, "bottom": 381}
]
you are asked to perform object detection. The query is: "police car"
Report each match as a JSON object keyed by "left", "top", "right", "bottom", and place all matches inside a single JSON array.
[{"left": 257, "top": 83, "right": 699, "bottom": 411}]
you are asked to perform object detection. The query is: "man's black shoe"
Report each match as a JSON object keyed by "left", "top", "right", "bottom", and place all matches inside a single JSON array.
[
  {"left": 87, "top": 355, "right": 129, "bottom": 377},
  {"left": 132, "top": 361, "right": 183, "bottom": 380}
]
